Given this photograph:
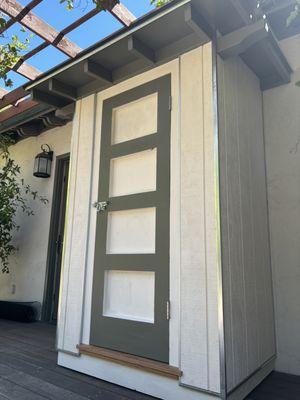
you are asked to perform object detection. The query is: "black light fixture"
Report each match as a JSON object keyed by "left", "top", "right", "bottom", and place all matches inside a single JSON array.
[{"left": 33, "top": 144, "right": 53, "bottom": 178}]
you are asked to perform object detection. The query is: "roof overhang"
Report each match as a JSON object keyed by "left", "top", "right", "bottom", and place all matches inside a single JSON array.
[
  {"left": 1, "top": 0, "right": 297, "bottom": 139},
  {"left": 26, "top": 0, "right": 212, "bottom": 109}
]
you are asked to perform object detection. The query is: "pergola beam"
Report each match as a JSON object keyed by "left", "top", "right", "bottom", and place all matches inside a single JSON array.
[
  {"left": 13, "top": 61, "right": 42, "bottom": 81},
  {"left": 0, "top": 0, "right": 42, "bottom": 34},
  {"left": 0, "top": 0, "right": 136, "bottom": 123},
  {"left": 110, "top": 3, "right": 136, "bottom": 26},
  {"left": 0, "top": 87, "right": 28, "bottom": 110},
  {"left": 0, "top": 98, "right": 39, "bottom": 123},
  {"left": 0, "top": 0, "right": 82, "bottom": 58}
]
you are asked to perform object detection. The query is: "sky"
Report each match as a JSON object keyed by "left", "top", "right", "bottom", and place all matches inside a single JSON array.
[{"left": 0, "top": 0, "right": 155, "bottom": 90}]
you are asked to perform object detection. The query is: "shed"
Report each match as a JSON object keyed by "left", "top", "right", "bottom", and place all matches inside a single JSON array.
[{"left": 0, "top": 1, "right": 299, "bottom": 399}]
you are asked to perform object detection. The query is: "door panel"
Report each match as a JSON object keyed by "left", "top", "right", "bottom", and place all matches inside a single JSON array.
[{"left": 90, "top": 75, "right": 171, "bottom": 363}]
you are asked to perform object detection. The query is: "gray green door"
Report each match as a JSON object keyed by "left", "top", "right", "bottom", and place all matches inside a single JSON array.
[{"left": 90, "top": 75, "right": 171, "bottom": 363}]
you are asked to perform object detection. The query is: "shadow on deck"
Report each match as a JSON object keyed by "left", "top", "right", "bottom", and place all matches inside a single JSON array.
[
  {"left": 0, "top": 319, "right": 155, "bottom": 400},
  {"left": 0, "top": 319, "right": 298, "bottom": 400}
]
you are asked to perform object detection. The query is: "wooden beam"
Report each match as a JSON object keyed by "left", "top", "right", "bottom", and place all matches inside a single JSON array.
[
  {"left": 0, "top": 0, "right": 42, "bottom": 35},
  {"left": 0, "top": 88, "right": 8, "bottom": 100},
  {"left": 31, "top": 89, "right": 70, "bottom": 109},
  {"left": 0, "top": 0, "right": 82, "bottom": 58},
  {"left": 83, "top": 60, "right": 113, "bottom": 83},
  {"left": 78, "top": 344, "right": 182, "bottom": 380},
  {"left": 110, "top": 3, "right": 136, "bottom": 27},
  {"left": 217, "top": 19, "right": 269, "bottom": 59},
  {"left": 13, "top": 61, "right": 41, "bottom": 81},
  {"left": 128, "top": 36, "right": 155, "bottom": 64},
  {"left": 184, "top": 4, "right": 212, "bottom": 42},
  {"left": 0, "top": 98, "right": 39, "bottom": 123},
  {"left": 0, "top": 87, "right": 28, "bottom": 110},
  {"left": 49, "top": 79, "right": 77, "bottom": 101}
]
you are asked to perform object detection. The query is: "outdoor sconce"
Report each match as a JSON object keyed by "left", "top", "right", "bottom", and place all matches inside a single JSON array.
[{"left": 33, "top": 144, "right": 53, "bottom": 178}]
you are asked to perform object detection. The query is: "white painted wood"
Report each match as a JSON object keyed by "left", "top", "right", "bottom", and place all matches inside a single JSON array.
[
  {"left": 58, "top": 45, "right": 221, "bottom": 396},
  {"left": 103, "top": 270, "right": 155, "bottom": 323},
  {"left": 57, "top": 95, "right": 97, "bottom": 353},
  {"left": 180, "top": 44, "right": 220, "bottom": 393},
  {"left": 112, "top": 93, "right": 158, "bottom": 144},
  {"left": 106, "top": 207, "right": 156, "bottom": 254},
  {"left": 58, "top": 352, "right": 220, "bottom": 400},
  {"left": 109, "top": 149, "right": 157, "bottom": 197},
  {"left": 217, "top": 55, "right": 276, "bottom": 391}
]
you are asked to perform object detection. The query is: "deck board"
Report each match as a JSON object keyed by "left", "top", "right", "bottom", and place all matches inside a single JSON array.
[
  {"left": 0, "top": 320, "right": 155, "bottom": 400},
  {"left": 0, "top": 320, "right": 299, "bottom": 399}
]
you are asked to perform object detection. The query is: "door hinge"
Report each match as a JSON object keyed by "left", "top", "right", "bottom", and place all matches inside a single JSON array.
[
  {"left": 168, "top": 96, "right": 172, "bottom": 111},
  {"left": 166, "top": 300, "right": 171, "bottom": 320}
]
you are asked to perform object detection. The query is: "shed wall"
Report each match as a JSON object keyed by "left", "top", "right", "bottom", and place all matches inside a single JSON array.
[
  {"left": 217, "top": 55, "right": 276, "bottom": 392},
  {"left": 58, "top": 45, "right": 221, "bottom": 398},
  {"left": 0, "top": 124, "right": 72, "bottom": 304},
  {"left": 263, "top": 33, "right": 300, "bottom": 376}
]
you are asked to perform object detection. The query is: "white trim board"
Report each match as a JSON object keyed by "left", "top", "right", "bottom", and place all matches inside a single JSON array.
[{"left": 58, "top": 352, "right": 220, "bottom": 400}]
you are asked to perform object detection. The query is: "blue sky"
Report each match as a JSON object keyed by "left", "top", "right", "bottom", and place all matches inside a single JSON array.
[{"left": 0, "top": 0, "right": 154, "bottom": 90}]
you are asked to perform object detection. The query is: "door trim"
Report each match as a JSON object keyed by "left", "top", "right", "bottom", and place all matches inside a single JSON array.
[{"left": 42, "top": 153, "right": 70, "bottom": 322}]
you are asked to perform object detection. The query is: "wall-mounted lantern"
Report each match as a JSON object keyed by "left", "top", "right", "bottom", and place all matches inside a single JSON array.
[{"left": 33, "top": 144, "right": 53, "bottom": 178}]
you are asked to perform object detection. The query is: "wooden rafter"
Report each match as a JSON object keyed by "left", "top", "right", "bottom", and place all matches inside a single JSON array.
[
  {"left": 0, "top": 98, "right": 39, "bottom": 123},
  {"left": 110, "top": 3, "right": 136, "bottom": 26},
  {"left": 0, "top": 0, "right": 136, "bottom": 121},
  {"left": 13, "top": 60, "right": 42, "bottom": 80},
  {"left": 0, "top": 88, "right": 8, "bottom": 99},
  {"left": 0, "top": 0, "right": 82, "bottom": 58},
  {"left": 0, "top": 87, "right": 28, "bottom": 109},
  {"left": 0, "top": 0, "right": 43, "bottom": 34}
]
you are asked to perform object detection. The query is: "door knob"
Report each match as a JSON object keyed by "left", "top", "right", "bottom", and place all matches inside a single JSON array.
[{"left": 93, "top": 201, "right": 109, "bottom": 213}]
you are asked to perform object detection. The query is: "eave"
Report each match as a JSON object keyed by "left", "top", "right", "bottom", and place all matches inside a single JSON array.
[{"left": 0, "top": 0, "right": 295, "bottom": 140}]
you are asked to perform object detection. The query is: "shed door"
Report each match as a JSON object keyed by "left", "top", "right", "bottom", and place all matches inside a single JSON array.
[{"left": 90, "top": 75, "right": 171, "bottom": 363}]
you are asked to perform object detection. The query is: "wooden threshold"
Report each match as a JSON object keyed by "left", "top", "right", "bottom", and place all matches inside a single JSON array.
[{"left": 77, "top": 344, "right": 182, "bottom": 380}]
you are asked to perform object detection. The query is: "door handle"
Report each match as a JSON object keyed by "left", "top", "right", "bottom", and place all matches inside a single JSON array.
[{"left": 93, "top": 201, "right": 109, "bottom": 213}]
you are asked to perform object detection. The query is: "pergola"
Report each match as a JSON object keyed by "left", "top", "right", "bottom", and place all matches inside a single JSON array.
[{"left": 0, "top": 0, "right": 136, "bottom": 129}]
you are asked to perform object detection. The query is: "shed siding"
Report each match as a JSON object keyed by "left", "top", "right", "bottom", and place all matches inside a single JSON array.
[
  {"left": 180, "top": 44, "right": 220, "bottom": 392},
  {"left": 58, "top": 45, "right": 221, "bottom": 395},
  {"left": 217, "top": 55, "right": 276, "bottom": 391}
]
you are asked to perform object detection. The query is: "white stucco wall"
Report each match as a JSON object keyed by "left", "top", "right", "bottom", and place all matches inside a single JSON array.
[
  {"left": 0, "top": 123, "right": 72, "bottom": 305},
  {"left": 264, "top": 33, "right": 300, "bottom": 375}
]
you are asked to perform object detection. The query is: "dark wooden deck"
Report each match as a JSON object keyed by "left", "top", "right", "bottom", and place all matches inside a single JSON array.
[
  {"left": 0, "top": 319, "right": 299, "bottom": 400},
  {"left": 0, "top": 319, "right": 155, "bottom": 400}
]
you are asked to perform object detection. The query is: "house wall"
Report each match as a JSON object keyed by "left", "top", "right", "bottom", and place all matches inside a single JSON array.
[
  {"left": 57, "top": 44, "right": 221, "bottom": 399},
  {"left": 217, "top": 55, "right": 276, "bottom": 392},
  {"left": 0, "top": 124, "right": 72, "bottom": 305},
  {"left": 263, "top": 33, "right": 300, "bottom": 376}
]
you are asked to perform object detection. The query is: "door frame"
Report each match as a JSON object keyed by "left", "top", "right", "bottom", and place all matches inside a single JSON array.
[
  {"left": 90, "top": 76, "right": 171, "bottom": 362},
  {"left": 42, "top": 153, "right": 70, "bottom": 322}
]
